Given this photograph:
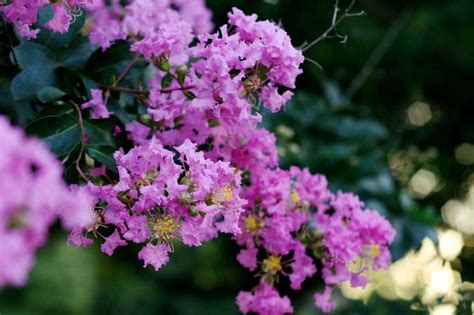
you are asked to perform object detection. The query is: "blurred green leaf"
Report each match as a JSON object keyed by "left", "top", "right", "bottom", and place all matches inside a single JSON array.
[
  {"left": 10, "top": 66, "right": 57, "bottom": 102},
  {"left": 37, "top": 87, "right": 65, "bottom": 103},
  {"left": 59, "top": 38, "right": 96, "bottom": 69},
  {"left": 13, "top": 42, "right": 56, "bottom": 70}
]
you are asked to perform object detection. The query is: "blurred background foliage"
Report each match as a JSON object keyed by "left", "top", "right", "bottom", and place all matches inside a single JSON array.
[{"left": 1, "top": 0, "right": 473, "bottom": 314}]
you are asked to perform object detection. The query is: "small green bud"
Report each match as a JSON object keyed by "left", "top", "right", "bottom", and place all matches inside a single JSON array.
[
  {"left": 139, "top": 114, "right": 154, "bottom": 127},
  {"left": 176, "top": 65, "right": 188, "bottom": 85},
  {"left": 154, "top": 55, "right": 171, "bottom": 72},
  {"left": 188, "top": 207, "right": 198, "bottom": 217},
  {"left": 178, "top": 192, "right": 191, "bottom": 205},
  {"left": 208, "top": 118, "right": 220, "bottom": 127}
]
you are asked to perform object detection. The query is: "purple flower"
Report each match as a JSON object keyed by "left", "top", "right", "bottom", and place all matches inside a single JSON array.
[
  {"left": 138, "top": 242, "right": 171, "bottom": 271},
  {"left": 101, "top": 229, "right": 127, "bottom": 256},
  {"left": 237, "top": 283, "right": 293, "bottom": 315},
  {"left": 314, "top": 287, "right": 337, "bottom": 314}
]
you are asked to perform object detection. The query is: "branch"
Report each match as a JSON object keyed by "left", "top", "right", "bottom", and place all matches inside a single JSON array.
[
  {"left": 115, "top": 54, "right": 140, "bottom": 87},
  {"left": 103, "top": 54, "right": 140, "bottom": 105},
  {"left": 301, "top": 0, "right": 363, "bottom": 52},
  {"left": 96, "top": 83, "right": 195, "bottom": 95},
  {"left": 71, "top": 101, "right": 90, "bottom": 182}
]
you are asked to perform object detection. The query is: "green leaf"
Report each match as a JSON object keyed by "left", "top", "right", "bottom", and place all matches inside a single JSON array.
[
  {"left": 161, "top": 73, "right": 173, "bottom": 89},
  {"left": 176, "top": 65, "right": 187, "bottom": 85},
  {"left": 35, "top": 103, "right": 75, "bottom": 119},
  {"left": 107, "top": 98, "right": 135, "bottom": 124},
  {"left": 85, "top": 41, "right": 134, "bottom": 84},
  {"left": 84, "top": 119, "right": 116, "bottom": 147},
  {"left": 86, "top": 145, "right": 118, "bottom": 173},
  {"left": 59, "top": 38, "right": 96, "bottom": 69},
  {"left": 26, "top": 114, "right": 81, "bottom": 157},
  {"left": 10, "top": 66, "right": 57, "bottom": 102},
  {"left": 13, "top": 42, "right": 56, "bottom": 70},
  {"left": 56, "top": 67, "right": 85, "bottom": 97},
  {"left": 37, "top": 87, "right": 66, "bottom": 103}
]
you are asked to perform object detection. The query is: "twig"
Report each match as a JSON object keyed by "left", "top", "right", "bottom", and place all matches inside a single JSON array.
[
  {"left": 71, "top": 101, "right": 90, "bottom": 182},
  {"left": 96, "top": 83, "right": 195, "bottom": 95},
  {"left": 98, "top": 84, "right": 149, "bottom": 95},
  {"left": 104, "top": 54, "right": 140, "bottom": 105},
  {"left": 301, "top": 0, "right": 363, "bottom": 52},
  {"left": 115, "top": 54, "right": 140, "bottom": 87},
  {"left": 345, "top": 12, "right": 408, "bottom": 103},
  {"left": 304, "top": 57, "right": 323, "bottom": 70}
]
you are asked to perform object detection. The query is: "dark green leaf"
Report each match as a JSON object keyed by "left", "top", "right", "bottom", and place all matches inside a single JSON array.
[
  {"left": 107, "top": 98, "right": 135, "bottom": 124},
  {"left": 13, "top": 42, "right": 56, "bottom": 70},
  {"left": 26, "top": 114, "right": 80, "bottom": 157},
  {"left": 161, "top": 73, "right": 173, "bottom": 89},
  {"left": 37, "top": 87, "right": 65, "bottom": 103},
  {"left": 84, "top": 119, "right": 116, "bottom": 147},
  {"left": 10, "top": 66, "right": 57, "bottom": 102},
  {"left": 86, "top": 145, "right": 117, "bottom": 173},
  {"left": 59, "top": 38, "right": 96, "bottom": 69},
  {"left": 35, "top": 103, "right": 75, "bottom": 119},
  {"left": 85, "top": 41, "right": 134, "bottom": 84}
]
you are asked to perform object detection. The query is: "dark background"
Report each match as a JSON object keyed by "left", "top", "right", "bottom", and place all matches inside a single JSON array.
[{"left": 0, "top": 0, "right": 473, "bottom": 314}]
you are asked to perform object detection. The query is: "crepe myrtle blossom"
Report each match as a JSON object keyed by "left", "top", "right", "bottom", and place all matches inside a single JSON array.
[
  {"left": 0, "top": 0, "right": 95, "bottom": 38},
  {"left": 234, "top": 166, "right": 395, "bottom": 314},
  {"left": 68, "top": 138, "right": 246, "bottom": 271},
  {"left": 86, "top": 0, "right": 212, "bottom": 57},
  {"left": 0, "top": 116, "right": 94, "bottom": 287},
  {"left": 0, "top": 1, "right": 397, "bottom": 314}
]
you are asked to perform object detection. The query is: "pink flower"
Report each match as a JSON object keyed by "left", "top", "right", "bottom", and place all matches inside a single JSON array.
[
  {"left": 45, "top": 4, "right": 72, "bottom": 33},
  {"left": 237, "top": 243, "right": 258, "bottom": 271},
  {"left": 138, "top": 243, "right": 171, "bottom": 271},
  {"left": 314, "top": 287, "right": 337, "bottom": 314},
  {"left": 0, "top": 116, "right": 92, "bottom": 287},
  {"left": 81, "top": 89, "right": 111, "bottom": 119},
  {"left": 101, "top": 229, "right": 127, "bottom": 256},
  {"left": 289, "top": 244, "right": 317, "bottom": 290},
  {"left": 236, "top": 283, "right": 293, "bottom": 315}
]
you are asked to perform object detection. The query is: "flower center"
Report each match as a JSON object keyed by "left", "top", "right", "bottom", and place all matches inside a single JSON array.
[
  {"left": 212, "top": 185, "right": 233, "bottom": 204},
  {"left": 262, "top": 255, "right": 282, "bottom": 275},
  {"left": 153, "top": 215, "right": 179, "bottom": 242},
  {"left": 245, "top": 215, "right": 264, "bottom": 234}
]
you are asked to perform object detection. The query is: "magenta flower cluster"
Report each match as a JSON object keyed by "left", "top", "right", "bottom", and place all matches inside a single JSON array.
[
  {"left": 0, "top": 0, "right": 95, "bottom": 38},
  {"left": 0, "top": 117, "right": 93, "bottom": 287},
  {"left": 69, "top": 138, "right": 245, "bottom": 271},
  {"left": 0, "top": 1, "right": 396, "bottom": 314}
]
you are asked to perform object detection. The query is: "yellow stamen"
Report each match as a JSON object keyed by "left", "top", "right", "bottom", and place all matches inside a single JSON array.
[
  {"left": 291, "top": 189, "right": 300, "bottom": 205},
  {"left": 262, "top": 255, "right": 282, "bottom": 275},
  {"left": 370, "top": 244, "right": 380, "bottom": 258},
  {"left": 153, "top": 215, "right": 179, "bottom": 242},
  {"left": 245, "top": 215, "right": 264, "bottom": 234},
  {"left": 212, "top": 185, "right": 233, "bottom": 204}
]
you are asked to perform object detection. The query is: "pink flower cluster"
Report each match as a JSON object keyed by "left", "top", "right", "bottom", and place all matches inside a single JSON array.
[
  {"left": 86, "top": 0, "right": 212, "bottom": 55},
  {"left": 1, "top": 1, "right": 397, "bottom": 313},
  {"left": 234, "top": 167, "right": 395, "bottom": 314},
  {"left": 69, "top": 138, "right": 245, "bottom": 271},
  {"left": 80, "top": 6, "right": 394, "bottom": 314},
  {"left": 0, "top": 116, "right": 93, "bottom": 287},
  {"left": 0, "top": 0, "right": 94, "bottom": 39}
]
